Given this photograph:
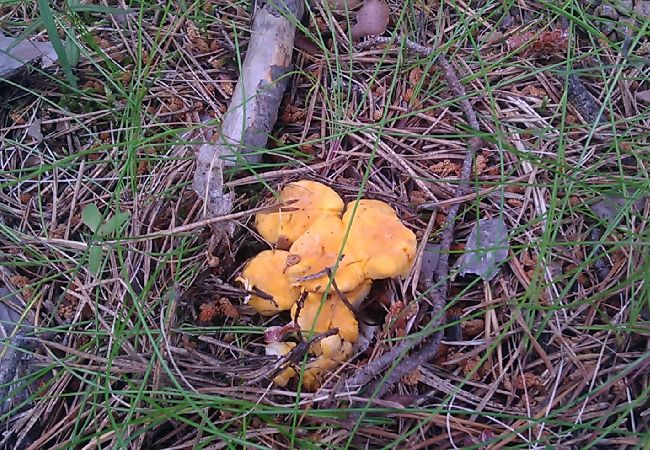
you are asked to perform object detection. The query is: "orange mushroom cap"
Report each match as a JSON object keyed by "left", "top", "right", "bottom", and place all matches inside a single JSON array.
[
  {"left": 302, "top": 335, "right": 353, "bottom": 390},
  {"left": 237, "top": 250, "right": 301, "bottom": 316},
  {"left": 290, "top": 292, "right": 333, "bottom": 338},
  {"left": 291, "top": 290, "right": 361, "bottom": 344},
  {"left": 285, "top": 215, "right": 366, "bottom": 293},
  {"left": 342, "top": 199, "right": 417, "bottom": 280},
  {"left": 265, "top": 341, "right": 296, "bottom": 387},
  {"left": 255, "top": 180, "right": 344, "bottom": 247}
]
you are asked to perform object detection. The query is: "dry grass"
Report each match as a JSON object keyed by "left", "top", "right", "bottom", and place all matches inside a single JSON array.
[{"left": 1, "top": 0, "right": 649, "bottom": 448}]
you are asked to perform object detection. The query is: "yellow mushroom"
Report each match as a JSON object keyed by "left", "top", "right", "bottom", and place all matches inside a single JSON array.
[
  {"left": 344, "top": 279, "right": 372, "bottom": 307},
  {"left": 291, "top": 290, "right": 360, "bottom": 343},
  {"left": 342, "top": 199, "right": 417, "bottom": 279},
  {"left": 255, "top": 180, "right": 344, "bottom": 247},
  {"left": 303, "top": 335, "right": 354, "bottom": 391},
  {"left": 285, "top": 215, "right": 366, "bottom": 293},
  {"left": 265, "top": 341, "right": 296, "bottom": 387},
  {"left": 237, "top": 250, "right": 301, "bottom": 316},
  {"left": 290, "top": 292, "right": 333, "bottom": 338},
  {"left": 246, "top": 184, "right": 418, "bottom": 391},
  {"left": 331, "top": 294, "right": 360, "bottom": 343},
  {"left": 284, "top": 286, "right": 367, "bottom": 390}
]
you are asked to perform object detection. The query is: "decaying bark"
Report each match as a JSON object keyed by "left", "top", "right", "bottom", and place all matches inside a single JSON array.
[{"left": 193, "top": 0, "right": 304, "bottom": 219}]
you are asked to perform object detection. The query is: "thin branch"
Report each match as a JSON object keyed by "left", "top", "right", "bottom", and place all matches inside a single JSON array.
[{"left": 342, "top": 36, "right": 483, "bottom": 397}]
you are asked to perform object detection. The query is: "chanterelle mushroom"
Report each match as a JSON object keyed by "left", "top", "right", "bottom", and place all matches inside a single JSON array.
[
  {"left": 285, "top": 215, "right": 366, "bottom": 293},
  {"left": 291, "top": 290, "right": 360, "bottom": 343},
  {"left": 342, "top": 199, "right": 417, "bottom": 279},
  {"left": 245, "top": 182, "right": 418, "bottom": 391},
  {"left": 303, "top": 334, "right": 353, "bottom": 390},
  {"left": 344, "top": 278, "right": 372, "bottom": 307},
  {"left": 255, "top": 180, "right": 344, "bottom": 247},
  {"left": 265, "top": 341, "right": 296, "bottom": 387},
  {"left": 288, "top": 293, "right": 358, "bottom": 391},
  {"left": 237, "top": 250, "right": 301, "bottom": 316},
  {"left": 290, "top": 292, "right": 334, "bottom": 338}
]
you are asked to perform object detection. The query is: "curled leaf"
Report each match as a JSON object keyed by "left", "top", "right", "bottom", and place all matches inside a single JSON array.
[
  {"left": 456, "top": 218, "right": 509, "bottom": 281},
  {"left": 590, "top": 193, "right": 646, "bottom": 226},
  {"left": 351, "top": 0, "right": 390, "bottom": 39},
  {"left": 264, "top": 323, "right": 300, "bottom": 343}
]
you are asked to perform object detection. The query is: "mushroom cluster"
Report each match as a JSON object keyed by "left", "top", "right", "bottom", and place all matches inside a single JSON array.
[{"left": 238, "top": 180, "right": 417, "bottom": 390}]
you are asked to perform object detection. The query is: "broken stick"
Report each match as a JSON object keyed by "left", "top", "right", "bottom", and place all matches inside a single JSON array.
[
  {"left": 343, "top": 38, "right": 483, "bottom": 398},
  {"left": 193, "top": 1, "right": 304, "bottom": 219}
]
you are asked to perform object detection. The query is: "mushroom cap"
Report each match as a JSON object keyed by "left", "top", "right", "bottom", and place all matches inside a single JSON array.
[
  {"left": 331, "top": 295, "right": 359, "bottom": 342},
  {"left": 342, "top": 199, "right": 417, "bottom": 279},
  {"left": 302, "top": 337, "right": 353, "bottom": 390},
  {"left": 345, "top": 279, "right": 372, "bottom": 307},
  {"left": 239, "top": 250, "right": 301, "bottom": 316},
  {"left": 291, "top": 292, "right": 333, "bottom": 337},
  {"left": 291, "top": 291, "right": 359, "bottom": 343},
  {"left": 319, "top": 334, "right": 354, "bottom": 361},
  {"left": 285, "top": 215, "right": 366, "bottom": 293},
  {"left": 266, "top": 341, "right": 296, "bottom": 387},
  {"left": 255, "top": 180, "right": 344, "bottom": 246}
]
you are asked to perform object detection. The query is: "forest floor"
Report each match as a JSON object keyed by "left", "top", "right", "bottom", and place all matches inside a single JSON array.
[{"left": 1, "top": 0, "right": 649, "bottom": 448}]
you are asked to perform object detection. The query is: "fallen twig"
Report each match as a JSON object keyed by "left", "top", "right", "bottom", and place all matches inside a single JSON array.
[
  {"left": 100, "top": 200, "right": 297, "bottom": 243},
  {"left": 192, "top": 0, "right": 304, "bottom": 239},
  {"left": 343, "top": 36, "right": 483, "bottom": 397}
]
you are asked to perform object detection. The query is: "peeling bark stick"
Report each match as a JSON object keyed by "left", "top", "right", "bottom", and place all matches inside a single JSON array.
[
  {"left": 193, "top": 1, "right": 304, "bottom": 218},
  {"left": 345, "top": 38, "right": 483, "bottom": 396}
]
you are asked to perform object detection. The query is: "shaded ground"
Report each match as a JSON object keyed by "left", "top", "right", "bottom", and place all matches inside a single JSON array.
[{"left": 1, "top": 0, "right": 649, "bottom": 448}]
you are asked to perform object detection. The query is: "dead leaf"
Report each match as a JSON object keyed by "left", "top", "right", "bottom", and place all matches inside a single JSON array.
[
  {"left": 217, "top": 297, "right": 239, "bottom": 319},
  {"left": 478, "top": 30, "right": 505, "bottom": 44},
  {"left": 198, "top": 301, "right": 219, "bottom": 322},
  {"left": 279, "top": 104, "right": 305, "bottom": 123},
  {"left": 462, "top": 355, "right": 482, "bottom": 381},
  {"left": 264, "top": 323, "right": 300, "bottom": 343},
  {"left": 421, "top": 243, "right": 441, "bottom": 280},
  {"left": 401, "top": 367, "right": 421, "bottom": 385},
  {"left": 513, "top": 372, "right": 543, "bottom": 391},
  {"left": 591, "top": 193, "right": 646, "bottom": 225},
  {"left": 409, "top": 190, "right": 427, "bottom": 206},
  {"left": 351, "top": 0, "right": 390, "bottom": 39},
  {"left": 27, "top": 119, "right": 43, "bottom": 143},
  {"left": 456, "top": 218, "right": 509, "bottom": 281},
  {"left": 1, "top": 285, "right": 38, "bottom": 415},
  {"left": 429, "top": 159, "right": 460, "bottom": 177},
  {"left": 0, "top": 32, "right": 58, "bottom": 79},
  {"left": 635, "top": 89, "right": 650, "bottom": 103}
]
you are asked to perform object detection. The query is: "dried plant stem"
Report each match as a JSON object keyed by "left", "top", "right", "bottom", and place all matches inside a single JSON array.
[{"left": 346, "top": 37, "right": 483, "bottom": 397}]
